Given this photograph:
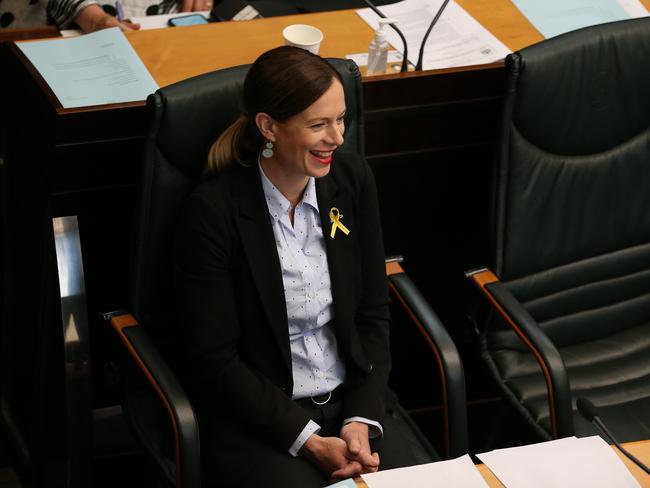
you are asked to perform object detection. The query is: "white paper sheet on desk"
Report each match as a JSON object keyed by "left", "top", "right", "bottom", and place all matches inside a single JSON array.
[
  {"left": 476, "top": 436, "right": 641, "bottom": 488},
  {"left": 60, "top": 10, "right": 211, "bottom": 37},
  {"left": 361, "top": 454, "right": 489, "bottom": 488},
  {"left": 356, "top": 0, "right": 511, "bottom": 71},
  {"left": 16, "top": 27, "right": 159, "bottom": 108}
]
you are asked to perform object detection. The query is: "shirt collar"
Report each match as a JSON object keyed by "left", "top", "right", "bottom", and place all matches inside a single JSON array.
[{"left": 258, "top": 158, "right": 320, "bottom": 222}]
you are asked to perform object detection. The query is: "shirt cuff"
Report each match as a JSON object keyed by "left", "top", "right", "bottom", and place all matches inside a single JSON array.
[
  {"left": 344, "top": 416, "right": 384, "bottom": 439},
  {"left": 288, "top": 419, "right": 321, "bottom": 457}
]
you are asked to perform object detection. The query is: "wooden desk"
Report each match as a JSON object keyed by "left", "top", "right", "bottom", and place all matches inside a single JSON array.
[
  {"left": 126, "top": 0, "right": 650, "bottom": 87},
  {"left": 125, "top": 4, "right": 521, "bottom": 88},
  {"left": 354, "top": 440, "right": 650, "bottom": 487}
]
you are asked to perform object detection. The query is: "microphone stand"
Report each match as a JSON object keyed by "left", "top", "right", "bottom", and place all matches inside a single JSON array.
[
  {"left": 416, "top": 0, "right": 450, "bottom": 71},
  {"left": 363, "top": 0, "right": 409, "bottom": 73},
  {"left": 591, "top": 415, "right": 650, "bottom": 475},
  {"left": 577, "top": 397, "right": 650, "bottom": 476}
]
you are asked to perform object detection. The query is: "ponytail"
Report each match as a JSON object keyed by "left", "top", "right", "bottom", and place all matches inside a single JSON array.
[{"left": 205, "top": 114, "right": 251, "bottom": 176}]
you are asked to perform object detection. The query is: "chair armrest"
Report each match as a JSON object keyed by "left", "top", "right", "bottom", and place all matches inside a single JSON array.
[
  {"left": 466, "top": 268, "right": 573, "bottom": 439},
  {"left": 110, "top": 313, "right": 200, "bottom": 488},
  {"left": 386, "top": 258, "right": 468, "bottom": 459}
]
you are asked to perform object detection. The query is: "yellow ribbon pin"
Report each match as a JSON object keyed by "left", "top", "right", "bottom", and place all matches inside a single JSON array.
[{"left": 329, "top": 207, "right": 350, "bottom": 238}]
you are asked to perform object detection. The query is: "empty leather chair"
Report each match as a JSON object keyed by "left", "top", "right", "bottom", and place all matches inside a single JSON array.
[{"left": 467, "top": 17, "right": 650, "bottom": 443}]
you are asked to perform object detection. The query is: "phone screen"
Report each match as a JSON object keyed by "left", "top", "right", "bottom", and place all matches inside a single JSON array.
[{"left": 168, "top": 14, "right": 209, "bottom": 27}]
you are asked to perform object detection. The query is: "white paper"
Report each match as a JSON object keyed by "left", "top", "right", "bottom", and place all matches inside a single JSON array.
[
  {"left": 356, "top": 0, "right": 511, "bottom": 71},
  {"left": 16, "top": 27, "right": 159, "bottom": 108},
  {"left": 361, "top": 454, "right": 489, "bottom": 488},
  {"left": 477, "top": 436, "right": 640, "bottom": 488}
]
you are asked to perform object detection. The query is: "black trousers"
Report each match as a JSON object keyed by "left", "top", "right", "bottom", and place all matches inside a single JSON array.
[{"left": 206, "top": 393, "right": 433, "bottom": 488}]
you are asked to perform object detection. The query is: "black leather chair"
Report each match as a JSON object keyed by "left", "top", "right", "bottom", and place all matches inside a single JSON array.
[
  {"left": 108, "top": 59, "right": 467, "bottom": 487},
  {"left": 467, "top": 18, "right": 650, "bottom": 443},
  {"left": 295, "top": 0, "right": 400, "bottom": 13}
]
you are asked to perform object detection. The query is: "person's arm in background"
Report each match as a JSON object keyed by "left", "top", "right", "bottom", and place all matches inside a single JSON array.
[
  {"left": 180, "top": 0, "right": 213, "bottom": 12},
  {"left": 47, "top": 0, "right": 139, "bottom": 33}
]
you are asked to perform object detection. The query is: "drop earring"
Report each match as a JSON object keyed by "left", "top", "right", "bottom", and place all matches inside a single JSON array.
[{"left": 262, "top": 140, "right": 274, "bottom": 158}]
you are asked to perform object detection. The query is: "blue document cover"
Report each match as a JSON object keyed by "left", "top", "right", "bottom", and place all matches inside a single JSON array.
[
  {"left": 16, "top": 27, "right": 159, "bottom": 108},
  {"left": 512, "top": 0, "right": 633, "bottom": 38}
]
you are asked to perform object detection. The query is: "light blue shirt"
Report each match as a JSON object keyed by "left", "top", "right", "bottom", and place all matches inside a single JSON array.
[{"left": 259, "top": 162, "right": 382, "bottom": 457}]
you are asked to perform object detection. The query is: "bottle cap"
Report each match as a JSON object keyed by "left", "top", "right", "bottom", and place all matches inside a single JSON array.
[{"left": 375, "top": 18, "right": 397, "bottom": 44}]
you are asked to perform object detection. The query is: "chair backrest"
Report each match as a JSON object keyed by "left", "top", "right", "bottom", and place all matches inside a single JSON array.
[
  {"left": 489, "top": 17, "right": 650, "bottom": 348},
  {"left": 129, "top": 58, "right": 365, "bottom": 355}
]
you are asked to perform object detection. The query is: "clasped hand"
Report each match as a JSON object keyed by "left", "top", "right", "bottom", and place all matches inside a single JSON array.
[{"left": 302, "top": 422, "right": 380, "bottom": 481}]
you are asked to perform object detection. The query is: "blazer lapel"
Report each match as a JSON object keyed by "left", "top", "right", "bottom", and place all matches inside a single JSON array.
[
  {"left": 235, "top": 165, "right": 292, "bottom": 373},
  {"left": 316, "top": 173, "right": 356, "bottom": 354}
]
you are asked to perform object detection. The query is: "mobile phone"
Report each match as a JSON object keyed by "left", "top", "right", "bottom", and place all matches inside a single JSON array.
[{"left": 168, "top": 14, "right": 209, "bottom": 27}]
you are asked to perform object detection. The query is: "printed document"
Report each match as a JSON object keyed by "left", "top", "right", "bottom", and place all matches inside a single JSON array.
[
  {"left": 512, "top": 0, "right": 648, "bottom": 38},
  {"left": 361, "top": 454, "right": 489, "bottom": 488},
  {"left": 16, "top": 27, "right": 159, "bottom": 108},
  {"left": 356, "top": 0, "right": 511, "bottom": 70},
  {"left": 477, "top": 436, "right": 640, "bottom": 488}
]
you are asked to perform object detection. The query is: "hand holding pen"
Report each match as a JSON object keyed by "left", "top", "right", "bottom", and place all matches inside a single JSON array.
[
  {"left": 112, "top": 0, "right": 140, "bottom": 31},
  {"left": 115, "top": 0, "right": 125, "bottom": 21}
]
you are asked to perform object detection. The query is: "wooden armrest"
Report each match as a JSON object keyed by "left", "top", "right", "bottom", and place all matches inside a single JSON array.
[
  {"left": 110, "top": 313, "right": 200, "bottom": 488},
  {"left": 466, "top": 268, "right": 573, "bottom": 438},
  {"left": 386, "top": 257, "right": 468, "bottom": 459}
]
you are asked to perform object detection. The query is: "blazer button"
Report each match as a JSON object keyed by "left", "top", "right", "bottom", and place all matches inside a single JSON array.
[{"left": 365, "top": 363, "right": 373, "bottom": 373}]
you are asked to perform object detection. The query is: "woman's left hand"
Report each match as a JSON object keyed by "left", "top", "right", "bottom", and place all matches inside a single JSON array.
[{"left": 334, "top": 422, "right": 380, "bottom": 478}]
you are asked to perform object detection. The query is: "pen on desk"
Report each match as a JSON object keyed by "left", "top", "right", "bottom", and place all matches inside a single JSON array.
[{"left": 115, "top": 0, "right": 125, "bottom": 21}]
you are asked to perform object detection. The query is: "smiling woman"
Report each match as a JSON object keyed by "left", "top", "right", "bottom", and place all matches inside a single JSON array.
[{"left": 174, "top": 46, "right": 423, "bottom": 488}]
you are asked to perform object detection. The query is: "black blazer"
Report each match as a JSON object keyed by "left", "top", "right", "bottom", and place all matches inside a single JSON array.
[{"left": 173, "top": 151, "right": 391, "bottom": 453}]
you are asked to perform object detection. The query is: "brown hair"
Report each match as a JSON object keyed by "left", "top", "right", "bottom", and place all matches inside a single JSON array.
[{"left": 206, "top": 46, "right": 343, "bottom": 175}]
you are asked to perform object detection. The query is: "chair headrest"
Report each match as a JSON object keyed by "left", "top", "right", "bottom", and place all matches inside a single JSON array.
[{"left": 146, "top": 58, "right": 364, "bottom": 180}]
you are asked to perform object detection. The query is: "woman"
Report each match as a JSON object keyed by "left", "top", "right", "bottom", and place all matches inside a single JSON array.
[{"left": 174, "top": 46, "right": 418, "bottom": 487}]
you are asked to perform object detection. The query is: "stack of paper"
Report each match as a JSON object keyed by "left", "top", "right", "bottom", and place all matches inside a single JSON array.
[
  {"left": 477, "top": 436, "right": 641, "bottom": 488},
  {"left": 16, "top": 27, "right": 158, "bottom": 108},
  {"left": 360, "top": 454, "right": 489, "bottom": 488},
  {"left": 356, "top": 0, "right": 511, "bottom": 71}
]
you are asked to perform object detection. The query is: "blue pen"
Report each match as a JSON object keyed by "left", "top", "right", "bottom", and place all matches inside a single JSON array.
[{"left": 115, "top": 0, "right": 124, "bottom": 21}]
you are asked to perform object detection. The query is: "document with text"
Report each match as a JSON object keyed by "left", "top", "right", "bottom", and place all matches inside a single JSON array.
[
  {"left": 17, "top": 27, "right": 159, "bottom": 108},
  {"left": 511, "top": 0, "right": 648, "bottom": 38},
  {"left": 356, "top": 0, "right": 511, "bottom": 71}
]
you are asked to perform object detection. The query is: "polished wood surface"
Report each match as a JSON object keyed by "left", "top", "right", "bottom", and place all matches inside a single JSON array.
[
  {"left": 0, "top": 26, "right": 60, "bottom": 43},
  {"left": 353, "top": 440, "right": 650, "bottom": 487},
  {"left": 127, "top": 10, "right": 374, "bottom": 87}
]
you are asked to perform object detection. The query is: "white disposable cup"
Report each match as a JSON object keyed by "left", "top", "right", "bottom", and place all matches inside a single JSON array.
[{"left": 282, "top": 24, "right": 324, "bottom": 54}]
